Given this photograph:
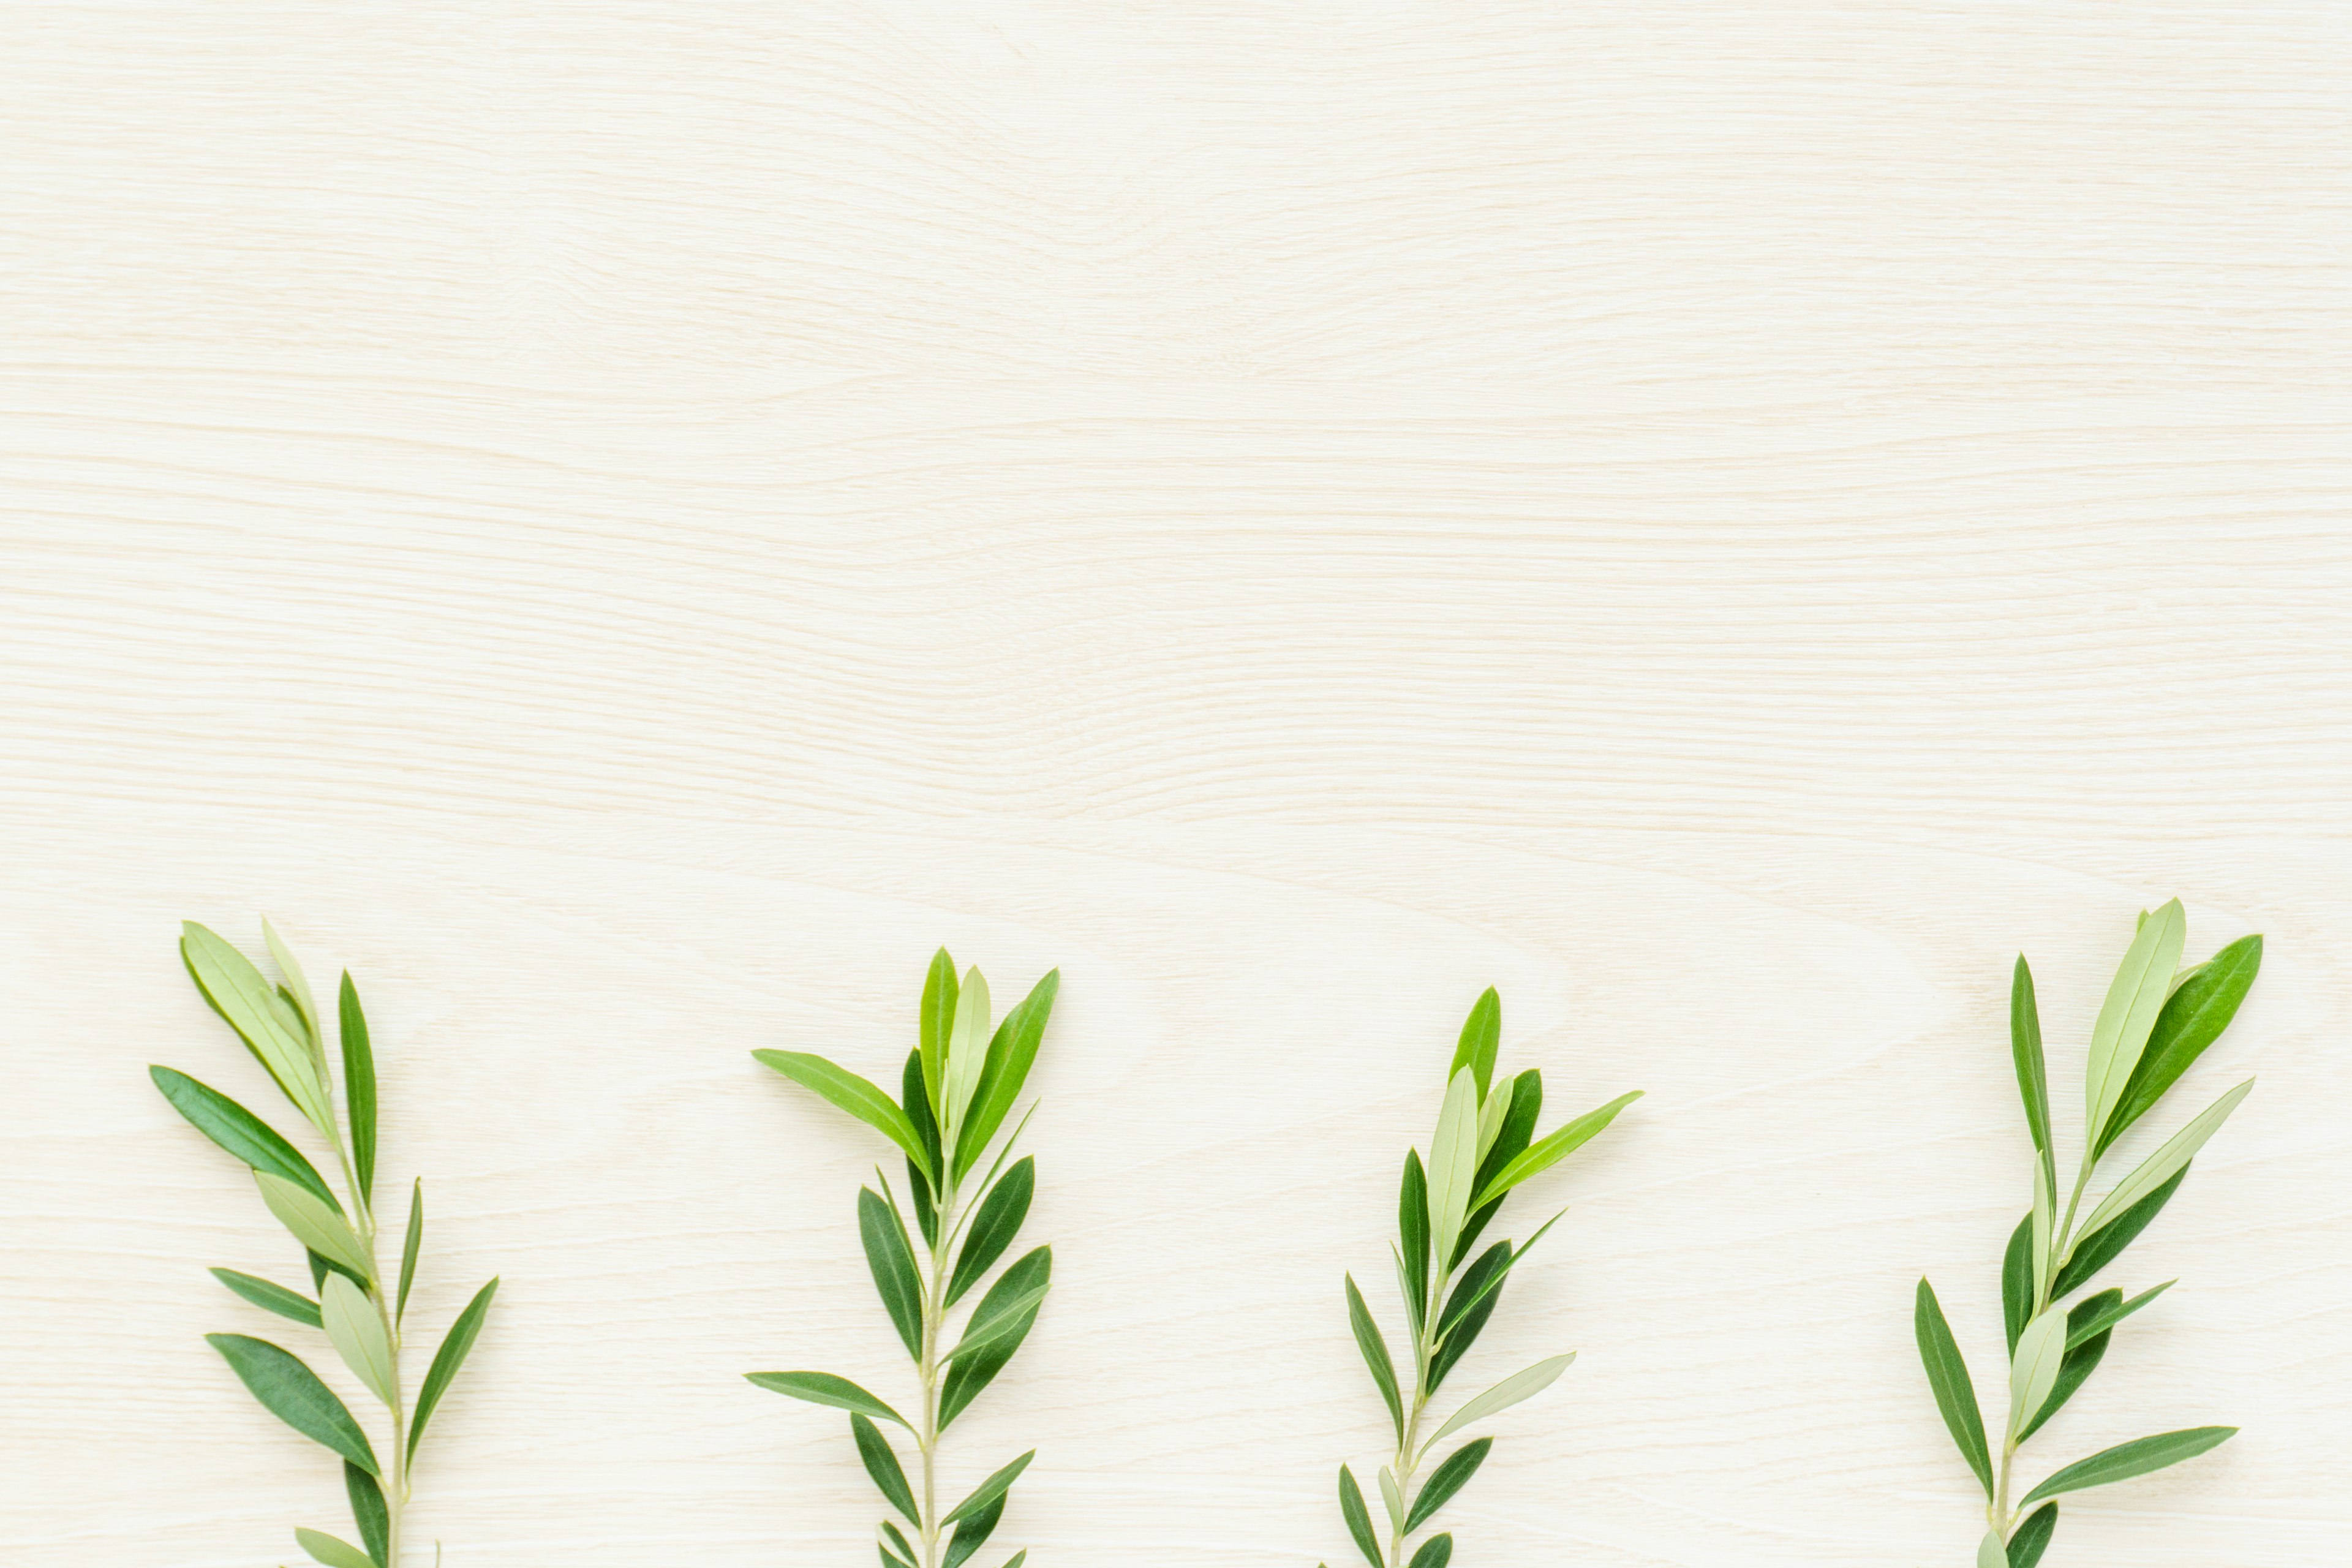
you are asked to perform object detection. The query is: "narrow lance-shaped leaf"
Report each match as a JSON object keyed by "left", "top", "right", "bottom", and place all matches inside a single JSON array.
[
  {"left": 1425, "top": 1068, "right": 1481, "bottom": 1265},
  {"left": 946, "top": 1281, "right": 1052, "bottom": 1363},
  {"left": 1344, "top": 1275, "right": 1403, "bottom": 1441},
  {"left": 206, "top": 1333, "right": 379, "bottom": 1475},
  {"left": 2001, "top": 1216, "right": 2034, "bottom": 1355},
  {"left": 345, "top": 1463, "right": 389, "bottom": 1568},
  {"left": 1470, "top": 1090, "right": 1643, "bottom": 1212},
  {"left": 880, "top": 1521, "right": 918, "bottom": 1568},
  {"left": 1337, "top": 1466, "right": 1382, "bottom": 1568},
  {"left": 942, "top": 967, "right": 992, "bottom": 1144},
  {"left": 1474, "top": 1074, "right": 1516, "bottom": 1161},
  {"left": 1427, "top": 1352, "right": 1575, "bottom": 1450},
  {"left": 2084, "top": 900, "right": 2185, "bottom": 1149},
  {"left": 295, "top": 1528, "right": 377, "bottom": 1568},
  {"left": 851, "top": 1413, "right": 919, "bottom": 1523},
  {"left": 1976, "top": 1533, "right": 2007, "bottom": 1568},
  {"left": 1449, "top": 988, "right": 1501, "bottom": 1101},
  {"left": 149, "top": 1066, "right": 339, "bottom": 1208},
  {"left": 1428, "top": 1242, "right": 1509, "bottom": 1393},
  {"left": 2067, "top": 1280, "right": 2174, "bottom": 1350},
  {"left": 337, "top": 973, "right": 376, "bottom": 1202},
  {"left": 2008, "top": 1309, "right": 2067, "bottom": 1438},
  {"left": 256, "top": 1172, "right": 375, "bottom": 1279},
  {"left": 955, "top": 970, "right": 1058, "bottom": 1180},
  {"left": 948, "top": 1156, "right": 1035, "bottom": 1307},
  {"left": 2051, "top": 1165, "right": 2187, "bottom": 1298},
  {"left": 2010, "top": 956, "right": 2053, "bottom": 1193},
  {"left": 2006, "top": 1502, "right": 2059, "bottom": 1568},
  {"left": 1408, "top": 1534, "right": 1453, "bottom": 1568},
  {"left": 397, "top": 1180, "right": 423, "bottom": 1325},
  {"left": 2030, "top": 1158, "right": 2054, "bottom": 1304},
  {"left": 1455, "top": 1068, "right": 1541, "bottom": 1264},
  {"left": 903, "top": 1048, "right": 943, "bottom": 1245},
  {"left": 1377, "top": 1468, "right": 1404, "bottom": 1532},
  {"left": 211, "top": 1267, "right": 323, "bottom": 1329},
  {"left": 2072, "top": 1080, "right": 2252, "bottom": 1243},
  {"left": 2100, "top": 934, "right": 2261, "bottom": 1153},
  {"left": 1438, "top": 1210, "right": 1563, "bottom": 1345},
  {"left": 1398, "top": 1149, "right": 1430, "bottom": 1332},
  {"left": 919, "top": 948, "right": 958, "bottom": 1121},
  {"left": 943, "top": 1494, "right": 1005, "bottom": 1568},
  {"left": 181, "top": 921, "right": 333, "bottom": 1133},
  {"left": 1913, "top": 1278, "right": 1992, "bottom": 1498},
  {"left": 940, "top": 1248, "right": 1049, "bottom": 1431},
  {"left": 262, "top": 916, "right": 320, "bottom": 1043},
  {"left": 858, "top": 1188, "right": 924, "bottom": 1361},
  {"left": 1406, "top": 1437, "right": 1492, "bottom": 1531},
  {"left": 941, "top": 1449, "right": 1035, "bottom": 1526},
  {"left": 753, "top": 1050, "right": 933, "bottom": 1183},
  {"left": 745, "top": 1370, "right": 908, "bottom": 1429},
  {"left": 2019, "top": 1427, "right": 2237, "bottom": 1506},
  {"left": 320, "top": 1274, "right": 398, "bottom": 1408},
  {"left": 408, "top": 1276, "right": 498, "bottom": 1462},
  {"left": 2019, "top": 1289, "right": 2120, "bottom": 1442}
]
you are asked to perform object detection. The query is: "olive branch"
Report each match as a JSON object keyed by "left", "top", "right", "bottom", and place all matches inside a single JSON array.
[
  {"left": 747, "top": 948, "right": 1058, "bottom": 1568},
  {"left": 152, "top": 920, "right": 496, "bottom": 1568},
  {"left": 1917, "top": 900, "right": 2261, "bottom": 1567},
  {"left": 1327, "top": 989, "right": 1642, "bottom": 1568}
]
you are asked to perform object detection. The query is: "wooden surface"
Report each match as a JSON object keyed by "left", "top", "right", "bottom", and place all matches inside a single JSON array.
[{"left": 3, "top": 4, "right": 2348, "bottom": 1564}]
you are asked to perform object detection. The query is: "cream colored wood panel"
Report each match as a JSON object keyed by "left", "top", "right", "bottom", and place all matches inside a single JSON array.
[{"left": 2, "top": 3, "right": 2346, "bottom": 1565}]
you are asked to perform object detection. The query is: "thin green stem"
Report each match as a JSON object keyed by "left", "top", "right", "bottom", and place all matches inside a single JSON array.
[
  {"left": 1387, "top": 1252, "right": 1451, "bottom": 1568},
  {"left": 916, "top": 1172, "right": 959, "bottom": 1568}
]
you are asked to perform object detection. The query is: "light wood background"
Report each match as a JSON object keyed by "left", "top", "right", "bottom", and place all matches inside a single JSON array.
[{"left": 3, "top": 4, "right": 2347, "bottom": 1565}]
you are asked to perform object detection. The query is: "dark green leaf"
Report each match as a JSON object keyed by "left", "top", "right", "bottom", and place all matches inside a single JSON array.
[
  {"left": 948, "top": 1283, "right": 1051, "bottom": 1364},
  {"left": 858, "top": 1189, "right": 924, "bottom": 1360},
  {"left": 2100, "top": 935, "right": 2261, "bottom": 1155},
  {"left": 1344, "top": 1275, "right": 1403, "bottom": 1441},
  {"left": 1406, "top": 1438, "right": 1491, "bottom": 1531},
  {"left": 2051, "top": 1166, "right": 2188, "bottom": 1299},
  {"left": 941, "top": 1449, "right": 1034, "bottom": 1526},
  {"left": 211, "top": 1268, "right": 322, "bottom": 1329},
  {"left": 408, "top": 1277, "right": 497, "bottom": 1463},
  {"left": 940, "top": 1248, "right": 1049, "bottom": 1430},
  {"left": 919, "top": 948, "right": 959, "bottom": 1120},
  {"left": 2010, "top": 957, "right": 2053, "bottom": 1190},
  {"left": 1449, "top": 988, "right": 1501, "bottom": 1101},
  {"left": 949, "top": 1158, "right": 1035, "bottom": 1307},
  {"left": 149, "top": 1067, "right": 339, "bottom": 1208},
  {"left": 943, "top": 1495, "right": 1003, "bottom": 1568},
  {"left": 1399, "top": 1150, "right": 1431, "bottom": 1331},
  {"left": 2018, "top": 1291, "right": 2119, "bottom": 1442},
  {"left": 2019, "top": 1427, "right": 2236, "bottom": 1506},
  {"left": 752, "top": 1050, "right": 933, "bottom": 1181},
  {"left": 336, "top": 974, "right": 376, "bottom": 1204},
  {"left": 2002, "top": 1214, "right": 2034, "bottom": 1355},
  {"left": 1438, "top": 1211, "right": 1562, "bottom": 1348},
  {"left": 1913, "top": 1278, "right": 1992, "bottom": 1498},
  {"left": 1338, "top": 1466, "right": 1381, "bottom": 1568},
  {"left": 295, "top": 1528, "right": 376, "bottom": 1568},
  {"left": 1455, "top": 1068, "right": 1540, "bottom": 1265},
  {"left": 1408, "top": 1536, "right": 1453, "bottom": 1568},
  {"left": 2006, "top": 1501, "right": 2057, "bottom": 1567},
  {"left": 1428, "top": 1246, "right": 1509, "bottom": 1393},
  {"left": 902, "top": 1050, "right": 943, "bottom": 1247},
  {"left": 345, "top": 1463, "right": 389, "bottom": 1567},
  {"left": 2067, "top": 1281, "right": 2173, "bottom": 1350},
  {"left": 747, "top": 1370, "right": 909, "bottom": 1429},
  {"left": 397, "top": 1180, "right": 423, "bottom": 1326},
  {"left": 956, "top": 970, "right": 1059, "bottom": 1180},
  {"left": 852, "top": 1413, "right": 919, "bottom": 1523},
  {"left": 881, "top": 1540, "right": 916, "bottom": 1568},
  {"left": 206, "top": 1333, "right": 379, "bottom": 1475},
  {"left": 881, "top": 1522, "right": 918, "bottom": 1567}
]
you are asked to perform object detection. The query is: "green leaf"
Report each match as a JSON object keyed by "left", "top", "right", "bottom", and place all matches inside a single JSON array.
[
  {"left": 1913, "top": 1278, "right": 1992, "bottom": 1498},
  {"left": 1338, "top": 1466, "right": 1382, "bottom": 1568},
  {"left": 943, "top": 1494, "right": 1004, "bottom": 1568},
  {"left": 2084, "top": 900, "right": 2187, "bottom": 1149},
  {"left": 2019, "top": 1426, "right": 2236, "bottom": 1506},
  {"left": 903, "top": 1049, "right": 943, "bottom": 1246},
  {"left": 320, "top": 1274, "right": 397, "bottom": 1408},
  {"left": 1976, "top": 1532, "right": 2007, "bottom": 1568},
  {"left": 1449, "top": 987, "right": 1501, "bottom": 1101},
  {"left": 2074, "top": 1080, "right": 2252, "bottom": 1242},
  {"left": 1469, "top": 1090, "right": 1642, "bottom": 1212},
  {"left": 2008, "top": 1309, "right": 2067, "bottom": 1439},
  {"left": 149, "top": 1067, "right": 339, "bottom": 1208},
  {"left": 2007, "top": 1502, "right": 2058, "bottom": 1568},
  {"left": 1427, "top": 1246, "right": 1507, "bottom": 1394},
  {"left": 1398, "top": 1149, "right": 1431, "bottom": 1330},
  {"left": 2019, "top": 1289, "right": 2120, "bottom": 1442},
  {"left": 409, "top": 1276, "right": 497, "bottom": 1462},
  {"left": 295, "top": 1528, "right": 377, "bottom": 1568},
  {"left": 940, "top": 1248, "right": 1049, "bottom": 1430},
  {"left": 345, "top": 1463, "right": 389, "bottom": 1567},
  {"left": 1425, "top": 1068, "right": 1481, "bottom": 1265},
  {"left": 1474, "top": 1074, "right": 1515, "bottom": 1162},
  {"left": 1406, "top": 1438, "right": 1491, "bottom": 1531},
  {"left": 943, "top": 966, "right": 993, "bottom": 1142},
  {"left": 946, "top": 1282, "right": 1052, "bottom": 1363},
  {"left": 852, "top": 1413, "right": 919, "bottom": 1523},
  {"left": 256, "top": 1172, "right": 374, "bottom": 1279},
  {"left": 2052, "top": 1165, "right": 2187, "bottom": 1299},
  {"left": 181, "top": 921, "right": 332, "bottom": 1133},
  {"left": 262, "top": 917, "right": 321, "bottom": 1042},
  {"left": 748, "top": 1370, "right": 908, "bottom": 1428},
  {"left": 1437, "top": 1211, "right": 1563, "bottom": 1347},
  {"left": 1455, "top": 1068, "right": 1540, "bottom": 1265},
  {"left": 1408, "top": 1536, "right": 1453, "bottom": 1568},
  {"left": 337, "top": 974, "right": 376, "bottom": 1204},
  {"left": 1377, "top": 1466, "right": 1404, "bottom": 1532},
  {"left": 2067, "top": 1281, "right": 2173, "bottom": 1350},
  {"left": 397, "top": 1180, "right": 423, "bottom": 1326},
  {"left": 2100, "top": 935, "right": 2260, "bottom": 1154},
  {"left": 949, "top": 1157, "right": 1034, "bottom": 1307},
  {"left": 211, "top": 1267, "right": 323, "bottom": 1329},
  {"left": 858, "top": 1188, "right": 924, "bottom": 1361},
  {"left": 2001, "top": 1215, "right": 2033, "bottom": 1355},
  {"left": 2010, "top": 956, "right": 2054, "bottom": 1193},
  {"left": 880, "top": 1521, "right": 918, "bottom": 1567},
  {"left": 753, "top": 1050, "right": 933, "bottom": 1182},
  {"left": 1344, "top": 1275, "right": 1403, "bottom": 1441},
  {"left": 1428, "top": 1351, "right": 1575, "bottom": 1449},
  {"left": 956, "top": 970, "right": 1059, "bottom": 1180},
  {"left": 919, "top": 948, "right": 959, "bottom": 1121},
  {"left": 941, "top": 1449, "right": 1035, "bottom": 1526},
  {"left": 206, "top": 1333, "right": 379, "bottom": 1475}
]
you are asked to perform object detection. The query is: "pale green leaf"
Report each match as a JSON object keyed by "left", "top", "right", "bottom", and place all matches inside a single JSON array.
[
  {"left": 2085, "top": 900, "right": 2186, "bottom": 1148},
  {"left": 2074, "top": 1079, "right": 2252, "bottom": 1243},
  {"left": 1425, "top": 1069, "right": 1480, "bottom": 1265},
  {"left": 295, "top": 1527, "right": 376, "bottom": 1568},
  {"left": 1426, "top": 1351, "right": 1574, "bottom": 1450},
  {"left": 320, "top": 1275, "right": 396, "bottom": 1409},
  {"left": 256, "top": 1172, "right": 374, "bottom": 1280},
  {"left": 183, "top": 921, "right": 333, "bottom": 1133},
  {"left": 943, "top": 967, "right": 992, "bottom": 1143},
  {"left": 2008, "top": 1309, "right": 2067, "bottom": 1438}
]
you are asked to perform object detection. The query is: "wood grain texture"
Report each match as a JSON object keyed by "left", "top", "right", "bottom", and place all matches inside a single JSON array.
[{"left": 2, "top": 2, "right": 2347, "bottom": 1564}]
